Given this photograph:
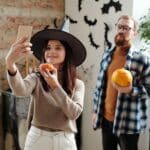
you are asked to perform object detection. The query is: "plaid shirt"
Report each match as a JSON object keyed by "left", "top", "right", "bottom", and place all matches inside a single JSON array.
[{"left": 93, "top": 46, "right": 150, "bottom": 135}]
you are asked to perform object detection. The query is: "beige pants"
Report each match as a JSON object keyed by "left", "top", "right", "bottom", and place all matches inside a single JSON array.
[{"left": 24, "top": 126, "right": 77, "bottom": 150}]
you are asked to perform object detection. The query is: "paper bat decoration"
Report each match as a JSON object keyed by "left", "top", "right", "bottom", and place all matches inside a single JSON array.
[
  {"left": 104, "top": 23, "right": 112, "bottom": 49},
  {"left": 88, "top": 32, "right": 100, "bottom": 49},
  {"left": 54, "top": 18, "right": 59, "bottom": 28},
  {"left": 101, "top": 0, "right": 122, "bottom": 14},
  {"left": 84, "top": 16, "right": 97, "bottom": 26},
  {"left": 66, "top": 15, "right": 78, "bottom": 24},
  {"left": 53, "top": 18, "right": 67, "bottom": 29},
  {"left": 78, "top": 0, "right": 83, "bottom": 11}
]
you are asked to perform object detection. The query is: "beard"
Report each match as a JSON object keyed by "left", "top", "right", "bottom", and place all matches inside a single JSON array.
[{"left": 114, "top": 33, "right": 129, "bottom": 46}]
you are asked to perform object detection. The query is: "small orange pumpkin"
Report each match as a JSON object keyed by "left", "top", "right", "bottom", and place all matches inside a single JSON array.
[
  {"left": 111, "top": 68, "right": 133, "bottom": 87},
  {"left": 39, "top": 63, "right": 55, "bottom": 72}
]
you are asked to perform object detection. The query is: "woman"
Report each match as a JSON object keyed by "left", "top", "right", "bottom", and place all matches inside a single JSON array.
[{"left": 5, "top": 27, "right": 86, "bottom": 150}]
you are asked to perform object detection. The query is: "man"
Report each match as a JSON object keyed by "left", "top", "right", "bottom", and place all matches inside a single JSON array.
[{"left": 92, "top": 15, "right": 150, "bottom": 150}]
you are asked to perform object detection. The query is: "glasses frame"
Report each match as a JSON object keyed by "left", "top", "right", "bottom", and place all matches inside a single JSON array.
[{"left": 115, "top": 23, "right": 133, "bottom": 32}]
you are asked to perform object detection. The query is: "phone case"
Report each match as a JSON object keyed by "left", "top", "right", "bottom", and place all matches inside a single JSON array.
[{"left": 16, "top": 25, "right": 33, "bottom": 41}]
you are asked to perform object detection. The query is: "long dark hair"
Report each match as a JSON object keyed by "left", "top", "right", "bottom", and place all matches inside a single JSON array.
[{"left": 39, "top": 40, "right": 77, "bottom": 96}]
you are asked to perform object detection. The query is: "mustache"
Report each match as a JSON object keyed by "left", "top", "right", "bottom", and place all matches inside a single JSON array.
[
  {"left": 114, "top": 33, "right": 126, "bottom": 46},
  {"left": 116, "top": 33, "right": 125, "bottom": 37}
]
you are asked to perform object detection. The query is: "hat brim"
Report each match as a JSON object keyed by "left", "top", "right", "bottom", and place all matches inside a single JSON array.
[{"left": 31, "top": 29, "right": 86, "bottom": 66}]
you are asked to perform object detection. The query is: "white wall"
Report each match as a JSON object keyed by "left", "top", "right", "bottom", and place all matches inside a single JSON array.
[
  {"left": 65, "top": 1, "right": 133, "bottom": 150},
  {"left": 133, "top": 0, "right": 150, "bottom": 20}
]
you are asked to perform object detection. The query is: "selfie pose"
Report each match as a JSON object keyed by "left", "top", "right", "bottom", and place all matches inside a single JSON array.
[
  {"left": 92, "top": 15, "right": 150, "bottom": 150},
  {"left": 5, "top": 23, "right": 86, "bottom": 150}
]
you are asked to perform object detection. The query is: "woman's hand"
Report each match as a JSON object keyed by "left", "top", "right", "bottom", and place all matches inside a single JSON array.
[
  {"left": 5, "top": 37, "right": 32, "bottom": 73},
  {"left": 112, "top": 81, "right": 132, "bottom": 93},
  {"left": 39, "top": 66, "right": 60, "bottom": 90}
]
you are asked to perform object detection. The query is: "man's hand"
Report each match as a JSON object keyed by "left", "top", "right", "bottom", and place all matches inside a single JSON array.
[
  {"left": 92, "top": 112, "right": 97, "bottom": 125},
  {"left": 112, "top": 81, "right": 132, "bottom": 93}
]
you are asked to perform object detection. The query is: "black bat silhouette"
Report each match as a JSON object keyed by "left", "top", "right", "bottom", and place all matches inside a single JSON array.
[
  {"left": 78, "top": 0, "right": 84, "bottom": 11},
  {"left": 88, "top": 33, "right": 100, "bottom": 49},
  {"left": 54, "top": 18, "right": 59, "bottom": 28},
  {"left": 53, "top": 18, "right": 67, "bottom": 29},
  {"left": 104, "top": 23, "right": 112, "bottom": 49},
  {"left": 66, "top": 15, "right": 78, "bottom": 24},
  {"left": 101, "top": 0, "right": 122, "bottom": 14},
  {"left": 84, "top": 16, "right": 97, "bottom": 26},
  {"left": 44, "top": 25, "right": 49, "bottom": 30}
]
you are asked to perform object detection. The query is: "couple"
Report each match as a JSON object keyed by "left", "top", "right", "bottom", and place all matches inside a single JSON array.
[{"left": 5, "top": 15, "right": 150, "bottom": 150}]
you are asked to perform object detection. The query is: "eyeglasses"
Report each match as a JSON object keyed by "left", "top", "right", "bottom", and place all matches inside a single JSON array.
[{"left": 115, "top": 24, "right": 133, "bottom": 32}]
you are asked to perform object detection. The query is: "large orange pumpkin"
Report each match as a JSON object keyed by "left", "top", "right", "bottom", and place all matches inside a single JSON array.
[
  {"left": 39, "top": 63, "right": 55, "bottom": 72},
  {"left": 111, "top": 68, "right": 133, "bottom": 87}
]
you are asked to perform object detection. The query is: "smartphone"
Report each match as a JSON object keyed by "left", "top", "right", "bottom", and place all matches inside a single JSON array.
[{"left": 16, "top": 25, "right": 33, "bottom": 41}]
